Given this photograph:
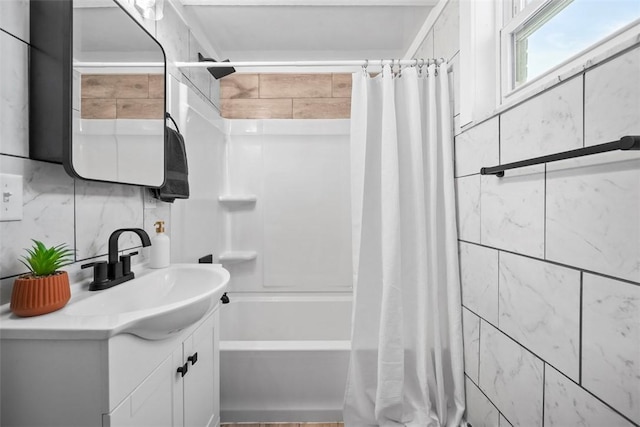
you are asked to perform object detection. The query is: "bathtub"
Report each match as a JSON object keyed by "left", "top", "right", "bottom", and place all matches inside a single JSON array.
[{"left": 219, "top": 294, "right": 352, "bottom": 423}]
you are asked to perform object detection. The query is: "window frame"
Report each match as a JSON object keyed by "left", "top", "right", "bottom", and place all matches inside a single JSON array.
[{"left": 499, "top": 0, "right": 640, "bottom": 103}]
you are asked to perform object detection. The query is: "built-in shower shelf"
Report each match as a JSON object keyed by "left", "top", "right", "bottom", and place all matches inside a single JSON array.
[
  {"left": 218, "top": 251, "right": 258, "bottom": 264},
  {"left": 218, "top": 194, "right": 257, "bottom": 205}
]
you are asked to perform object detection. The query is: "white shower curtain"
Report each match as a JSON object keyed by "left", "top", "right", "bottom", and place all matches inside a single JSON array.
[{"left": 344, "top": 64, "right": 465, "bottom": 427}]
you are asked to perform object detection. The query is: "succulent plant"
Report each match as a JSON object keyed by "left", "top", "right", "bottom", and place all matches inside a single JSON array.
[{"left": 19, "top": 240, "right": 74, "bottom": 277}]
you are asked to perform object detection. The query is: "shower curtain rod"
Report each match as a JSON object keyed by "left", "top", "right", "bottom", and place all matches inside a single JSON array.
[
  {"left": 175, "top": 59, "right": 445, "bottom": 68},
  {"left": 73, "top": 59, "right": 445, "bottom": 68}
]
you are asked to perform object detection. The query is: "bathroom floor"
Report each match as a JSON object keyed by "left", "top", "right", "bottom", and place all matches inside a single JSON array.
[{"left": 222, "top": 424, "right": 344, "bottom": 426}]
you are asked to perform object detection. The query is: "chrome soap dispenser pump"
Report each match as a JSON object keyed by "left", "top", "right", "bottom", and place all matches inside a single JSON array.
[{"left": 150, "top": 220, "right": 170, "bottom": 268}]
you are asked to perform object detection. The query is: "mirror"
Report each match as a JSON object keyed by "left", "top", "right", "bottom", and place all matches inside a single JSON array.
[
  {"left": 71, "top": 1, "right": 166, "bottom": 187},
  {"left": 28, "top": 0, "right": 166, "bottom": 188}
]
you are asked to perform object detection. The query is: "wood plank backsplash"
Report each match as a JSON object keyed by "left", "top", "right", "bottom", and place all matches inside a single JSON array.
[
  {"left": 220, "top": 73, "right": 352, "bottom": 119},
  {"left": 80, "top": 74, "right": 164, "bottom": 119}
]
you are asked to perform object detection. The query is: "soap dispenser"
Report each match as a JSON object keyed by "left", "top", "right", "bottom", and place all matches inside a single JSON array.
[{"left": 150, "top": 220, "right": 170, "bottom": 268}]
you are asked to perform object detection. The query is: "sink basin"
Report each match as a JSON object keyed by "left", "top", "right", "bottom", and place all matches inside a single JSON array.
[{"left": 0, "top": 264, "right": 230, "bottom": 341}]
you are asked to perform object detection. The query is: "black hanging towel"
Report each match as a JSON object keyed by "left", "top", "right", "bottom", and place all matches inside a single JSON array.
[{"left": 152, "top": 112, "right": 190, "bottom": 203}]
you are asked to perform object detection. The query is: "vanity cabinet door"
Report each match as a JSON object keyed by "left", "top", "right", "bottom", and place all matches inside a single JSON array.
[
  {"left": 183, "top": 314, "right": 217, "bottom": 427},
  {"left": 104, "top": 310, "right": 219, "bottom": 427},
  {"left": 104, "top": 346, "right": 184, "bottom": 427}
]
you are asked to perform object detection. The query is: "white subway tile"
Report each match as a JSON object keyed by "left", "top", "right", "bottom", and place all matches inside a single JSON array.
[
  {"left": 499, "top": 252, "right": 581, "bottom": 380},
  {"left": 479, "top": 321, "right": 544, "bottom": 427},
  {"left": 0, "top": 32, "right": 28, "bottom": 157},
  {"left": 455, "top": 117, "right": 499, "bottom": 177},
  {"left": 547, "top": 150, "right": 640, "bottom": 283},
  {"left": 545, "top": 365, "right": 634, "bottom": 427},
  {"left": 456, "top": 175, "right": 481, "bottom": 243},
  {"left": 582, "top": 274, "right": 640, "bottom": 424},
  {"left": 585, "top": 47, "right": 640, "bottom": 146},
  {"left": 500, "top": 77, "right": 583, "bottom": 164},
  {"left": 459, "top": 242, "right": 499, "bottom": 325},
  {"left": 480, "top": 164, "right": 545, "bottom": 258},
  {"left": 479, "top": 322, "right": 544, "bottom": 427},
  {"left": 465, "top": 377, "right": 499, "bottom": 427}
]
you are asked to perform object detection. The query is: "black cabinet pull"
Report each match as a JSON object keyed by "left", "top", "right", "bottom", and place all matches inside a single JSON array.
[
  {"left": 177, "top": 363, "right": 188, "bottom": 377},
  {"left": 188, "top": 352, "right": 198, "bottom": 366}
]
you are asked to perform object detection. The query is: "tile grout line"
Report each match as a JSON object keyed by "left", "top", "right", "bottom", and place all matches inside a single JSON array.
[
  {"left": 0, "top": 28, "right": 29, "bottom": 45},
  {"left": 462, "top": 302, "right": 640, "bottom": 427},
  {"left": 579, "top": 272, "right": 583, "bottom": 385},
  {"left": 541, "top": 363, "right": 546, "bottom": 427},
  {"left": 457, "top": 239, "right": 640, "bottom": 287},
  {"left": 582, "top": 71, "right": 586, "bottom": 148},
  {"left": 465, "top": 372, "right": 514, "bottom": 427},
  {"left": 477, "top": 317, "right": 482, "bottom": 388},
  {"left": 543, "top": 163, "right": 547, "bottom": 260},
  {"left": 497, "top": 251, "right": 500, "bottom": 330}
]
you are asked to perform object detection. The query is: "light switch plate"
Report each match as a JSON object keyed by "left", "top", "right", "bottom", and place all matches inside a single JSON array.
[{"left": 0, "top": 173, "right": 24, "bottom": 221}]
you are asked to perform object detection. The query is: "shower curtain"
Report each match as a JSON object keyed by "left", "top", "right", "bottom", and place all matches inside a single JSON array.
[{"left": 344, "top": 63, "right": 465, "bottom": 427}]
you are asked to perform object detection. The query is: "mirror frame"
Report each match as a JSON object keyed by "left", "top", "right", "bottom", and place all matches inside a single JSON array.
[{"left": 29, "top": 0, "right": 167, "bottom": 188}]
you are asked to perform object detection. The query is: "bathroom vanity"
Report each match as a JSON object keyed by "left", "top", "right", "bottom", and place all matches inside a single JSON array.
[{"left": 0, "top": 264, "right": 229, "bottom": 427}]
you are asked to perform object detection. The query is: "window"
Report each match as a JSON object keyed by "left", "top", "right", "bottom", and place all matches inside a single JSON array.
[{"left": 501, "top": 0, "right": 640, "bottom": 97}]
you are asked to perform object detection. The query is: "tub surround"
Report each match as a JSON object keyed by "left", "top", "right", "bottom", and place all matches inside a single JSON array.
[
  {"left": 222, "top": 119, "right": 352, "bottom": 293},
  {"left": 220, "top": 295, "right": 352, "bottom": 423}
]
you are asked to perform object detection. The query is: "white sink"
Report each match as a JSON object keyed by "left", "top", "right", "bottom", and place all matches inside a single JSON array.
[{"left": 0, "top": 264, "right": 230, "bottom": 340}]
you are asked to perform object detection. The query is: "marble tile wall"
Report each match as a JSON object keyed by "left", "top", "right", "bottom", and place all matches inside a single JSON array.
[
  {"left": 454, "top": 116, "right": 499, "bottom": 178},
  {"left": 0, "top": 1, "right": 221, "bottom": 303},
  {"left": 479, "top": 321, "right": 544, "bottom": 427},
  {"left": 465, "top": 377, "right": 499, "bottom": 427},
  {"left": 451, "top": 42, "right": 640, "bottom": 426}
]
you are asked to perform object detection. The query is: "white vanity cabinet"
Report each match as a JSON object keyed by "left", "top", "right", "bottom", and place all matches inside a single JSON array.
[
  {"left": 0, "top": 308, "right": 221, "bottom": 427},
  {"left": 106, "top": 311, "right": 220, "bottom": 427}
]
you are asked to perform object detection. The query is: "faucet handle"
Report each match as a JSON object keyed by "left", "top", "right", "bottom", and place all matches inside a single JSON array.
[
  {"left": 120, "top": 252, "right": 139, "bottom": 276},
  {"left": 81, "top": 261, "right": 109, "bottom": 289}
]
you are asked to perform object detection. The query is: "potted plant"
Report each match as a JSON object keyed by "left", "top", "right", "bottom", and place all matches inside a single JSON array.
[{"left": 10, "top": 240, "right": 74, "bottom": 317}]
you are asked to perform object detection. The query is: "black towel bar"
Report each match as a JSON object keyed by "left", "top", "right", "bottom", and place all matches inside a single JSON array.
[{"left": 480, "top": 135, "right": 640, "bottom": 177}]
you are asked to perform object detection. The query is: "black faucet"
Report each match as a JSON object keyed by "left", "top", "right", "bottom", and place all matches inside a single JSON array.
[{"left": 82, "top": 228, "right": 152, "bottom": 291}]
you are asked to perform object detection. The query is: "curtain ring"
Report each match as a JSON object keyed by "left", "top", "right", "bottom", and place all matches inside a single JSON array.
[
  {"left": 363, "top": 59, "right": 369, "bottom": 75},
  {"left": 381, "top": 59, "right": 385, "bottom": 77}
]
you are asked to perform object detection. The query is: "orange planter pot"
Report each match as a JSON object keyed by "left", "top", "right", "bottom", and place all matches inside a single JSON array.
[{"left": 10, "top": 271, "right": 71, "bottom": 317}]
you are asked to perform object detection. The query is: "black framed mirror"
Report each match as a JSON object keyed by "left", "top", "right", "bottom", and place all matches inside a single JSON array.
[{"left": 30, "top": 0, "right": 166, "bottom": 188}]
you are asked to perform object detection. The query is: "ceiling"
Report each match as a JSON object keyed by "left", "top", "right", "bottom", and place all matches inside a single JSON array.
[{"left": 179, "top": 0, "right": 436, "bottom": 61}]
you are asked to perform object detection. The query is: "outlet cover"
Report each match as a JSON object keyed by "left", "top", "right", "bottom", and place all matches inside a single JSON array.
[{"left": 0, "top": 173, "right": 23, "bottom": 221}]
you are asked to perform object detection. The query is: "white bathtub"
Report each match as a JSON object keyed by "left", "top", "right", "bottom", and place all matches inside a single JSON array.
[{"left": 219, "top": 294, "right": 352, "bottom": 423}]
